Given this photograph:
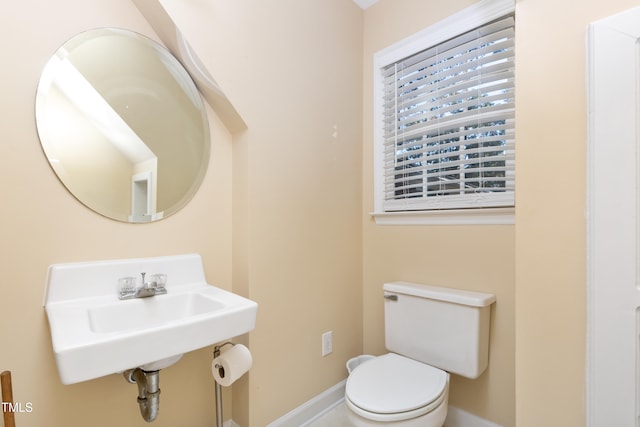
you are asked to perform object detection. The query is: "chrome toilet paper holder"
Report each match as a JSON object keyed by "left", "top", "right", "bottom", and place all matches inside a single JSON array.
[{"left": 213, "top": 342, "right": 235, "bottom": 427}]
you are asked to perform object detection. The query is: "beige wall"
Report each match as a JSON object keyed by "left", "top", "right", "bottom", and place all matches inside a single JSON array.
[
  {"left": 362, "top": 2, "right": 515, "bottom": 426},
  {"left": 158, "top": 0, "right": 365, "bottom": 424},
  {"left": 363, "top": 0, "right": 640, "bottom": 427},
  {"left": 0, "top": 1, "right": 234, "bottom": 426},
  {"left": 515, "top": 0, "right": 640, "bottom": 426},
  {"left": 361, "top": 0, "right": 640, "bottom": 426},
  {"left": 1, "top": 0, "right": 363, "bottom": 426},
  {"left": 168, "top": 2, "right": 365, "bottom": 424}
]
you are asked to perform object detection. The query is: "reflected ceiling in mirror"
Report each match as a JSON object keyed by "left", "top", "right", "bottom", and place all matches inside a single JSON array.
[{"left": 35, "top": 28, "right": 210, "bottom": 223}]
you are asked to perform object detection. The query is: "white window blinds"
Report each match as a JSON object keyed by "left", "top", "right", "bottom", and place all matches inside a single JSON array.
[{"left": 380, "top": 15, "right": 515, "bottom": 212}]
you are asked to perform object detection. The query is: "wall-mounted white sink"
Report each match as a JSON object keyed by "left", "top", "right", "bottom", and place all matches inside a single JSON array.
[{"left": 43, "top": 254, "right": 258, "bottom": 385}]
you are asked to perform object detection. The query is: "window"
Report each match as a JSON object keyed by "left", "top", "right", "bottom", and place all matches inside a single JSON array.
[{"left": 373, "top": 0, "right": 515, "bottom": 225}]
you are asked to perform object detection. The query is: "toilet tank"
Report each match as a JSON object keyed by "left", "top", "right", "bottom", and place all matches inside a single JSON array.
[{"left": 384, "top": 281, "right": 496, "bottom": 379}]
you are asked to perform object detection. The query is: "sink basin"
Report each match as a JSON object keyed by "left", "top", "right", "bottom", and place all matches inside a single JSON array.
[
  {"left": 43, "top": 254, "right": 258, "bottom": 385},
  {"left": 88, "top": 293, "right": 226, "bottom": 334}
]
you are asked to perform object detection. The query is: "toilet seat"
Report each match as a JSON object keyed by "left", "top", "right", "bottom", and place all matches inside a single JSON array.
[{"left": 345, "top": 353, "right": 449, "bottom": 423}]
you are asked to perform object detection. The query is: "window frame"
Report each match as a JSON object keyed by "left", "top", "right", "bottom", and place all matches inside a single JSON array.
[{"left": 371, "top": 0, "right": 516, "bottom": 225}]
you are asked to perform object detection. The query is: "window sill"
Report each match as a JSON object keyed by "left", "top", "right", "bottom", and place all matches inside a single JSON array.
[{"left": 370, "top": 207, "right": 515, "bottom": 226}]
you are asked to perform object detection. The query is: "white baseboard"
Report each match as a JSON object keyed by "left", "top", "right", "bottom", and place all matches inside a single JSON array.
[
  {"left": 223, "top": 420, "right": 240, "bottom": 427},
  {"left": 266, "top": 380, "right": 346, "bottom": 427},
  {"left": 265, "top": 379, "right": 502, "bottom": 427}
]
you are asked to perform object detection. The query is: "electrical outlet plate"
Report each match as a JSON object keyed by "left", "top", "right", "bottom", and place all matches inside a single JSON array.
[{"left": 322, "top": 331, "right": 333, "bottom": 356}]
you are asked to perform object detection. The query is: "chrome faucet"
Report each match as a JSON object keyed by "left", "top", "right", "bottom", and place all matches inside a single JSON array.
[{"left": 118, "top": 273, "right": 167, "bottom": 300}]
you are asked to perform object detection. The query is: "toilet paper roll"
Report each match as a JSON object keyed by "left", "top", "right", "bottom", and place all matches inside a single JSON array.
[{"left": 212, "top": 344, "right": 252, "bottom": 387}]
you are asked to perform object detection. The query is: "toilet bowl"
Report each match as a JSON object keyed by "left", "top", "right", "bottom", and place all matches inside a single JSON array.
[{"left": 345, "top": 353, "right": 449, "bottom": 427}]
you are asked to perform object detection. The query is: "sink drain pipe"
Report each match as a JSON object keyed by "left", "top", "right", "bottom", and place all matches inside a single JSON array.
[{"left": 124, "top": 368, "right": 161, "bottom": 422}]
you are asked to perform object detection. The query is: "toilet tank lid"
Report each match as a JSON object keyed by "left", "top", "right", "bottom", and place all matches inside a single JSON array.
[{"left": 384, "top": 282, "right": 496, "bottom": 307}]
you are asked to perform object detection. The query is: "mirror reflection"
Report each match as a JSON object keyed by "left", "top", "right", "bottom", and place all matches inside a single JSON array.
[{"left": 35, "top": 28, "right": 210, "bottom": 223}]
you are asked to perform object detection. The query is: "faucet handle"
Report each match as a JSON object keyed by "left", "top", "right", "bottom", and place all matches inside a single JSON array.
[
  {"left": 151, "top": 273, "right": 167, "bottom": 290},
  {"left": 118, "top": 277, "right": 136, "bottom": 297}
]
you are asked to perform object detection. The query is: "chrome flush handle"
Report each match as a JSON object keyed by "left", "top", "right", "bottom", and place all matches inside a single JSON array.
[{"left": 384, "top": 294, "right": 398, "bottom": 301}]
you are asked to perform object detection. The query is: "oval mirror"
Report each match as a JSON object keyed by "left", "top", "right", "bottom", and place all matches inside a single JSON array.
[{"left": 35, "top": 28, "right": 210, "bottom": 223}]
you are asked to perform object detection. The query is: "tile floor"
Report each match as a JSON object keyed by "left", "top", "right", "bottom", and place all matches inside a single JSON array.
[
  {"left": 305, "top": 402, "right": 457, "bottom": 427},
  {"left": 305, "top": 401, "right": 356, "bottom": 427}
]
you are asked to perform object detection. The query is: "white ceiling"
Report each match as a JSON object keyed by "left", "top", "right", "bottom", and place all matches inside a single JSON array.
[{"left": 352, "top": 0, "right": 378, "bottom": 9}]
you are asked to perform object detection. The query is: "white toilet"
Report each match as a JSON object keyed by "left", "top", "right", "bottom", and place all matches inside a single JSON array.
[{"left": 345, "top": 281, "right": 496, "bottom": 427}]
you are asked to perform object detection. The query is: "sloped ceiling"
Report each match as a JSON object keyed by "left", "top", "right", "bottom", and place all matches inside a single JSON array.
[
  {"left": 131, "top": 0, "right": 246, "bottom": 133},
  {"left": 132, "top": 0, "right": 375, "bottom": 132}
]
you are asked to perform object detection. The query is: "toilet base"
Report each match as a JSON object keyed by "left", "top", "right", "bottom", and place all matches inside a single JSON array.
[{"left": 345, "top": 394, "right": 448, "bottom": 427}]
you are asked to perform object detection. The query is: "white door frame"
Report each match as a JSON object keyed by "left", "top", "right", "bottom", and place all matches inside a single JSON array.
[
  {"left": 587, "top": 6, "right": 640, "bottom": 426},
  {"left": 130, "top": 171, "right": 153, "bottom": 222}
]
